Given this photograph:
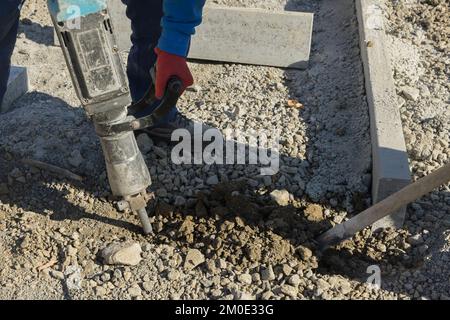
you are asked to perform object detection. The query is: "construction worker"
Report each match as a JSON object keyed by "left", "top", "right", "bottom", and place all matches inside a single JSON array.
[{"left": 0, "top": 0, "right": 205, "bottom": 136}]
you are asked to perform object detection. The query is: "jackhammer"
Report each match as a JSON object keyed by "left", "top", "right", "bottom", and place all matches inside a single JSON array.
[{"left": 48, "top": 0, "right": 182, "bottom": 234}]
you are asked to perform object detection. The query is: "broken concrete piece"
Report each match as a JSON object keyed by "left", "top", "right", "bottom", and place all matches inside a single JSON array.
[
  {"left": 400, "top": 86, "right": 420, "bottom": 101},
  {"left": 270, "top": 189, "right": 290, "bottom": 206},
  {"left": 304, "top": 204, "right": 324, "bottom": 222},
  {"left": 101, "top": 242, "right": 142, "bottom": 266},
  {"left": 1, "top": 66, "right": 29, "bottom": 113},
  {"left": 106, "top": 2, "right": 313, "bottom": 69},
  {"left": 184, "top": 249, "right": 205, "bottom": 270}
]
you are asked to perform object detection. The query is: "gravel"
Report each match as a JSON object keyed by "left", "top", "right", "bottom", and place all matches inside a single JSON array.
[{"left": 0, "top": 0, "right": 448, "bottom": 300}]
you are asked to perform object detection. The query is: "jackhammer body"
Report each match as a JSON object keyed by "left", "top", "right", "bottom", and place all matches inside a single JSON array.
[{"left": 47, "top": 0, "right": 179, "bottom": 234}]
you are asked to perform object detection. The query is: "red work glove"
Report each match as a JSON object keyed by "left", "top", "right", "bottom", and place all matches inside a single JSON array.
[{"left": 154, "top": 48, "right": 194, "bottom": 99}]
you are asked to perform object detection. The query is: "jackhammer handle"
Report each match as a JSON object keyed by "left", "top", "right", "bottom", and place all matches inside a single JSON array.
[
  {"left": 99, "top": 77, "right": 183, "bottom": 135},
  {"left": 151, "top": 77, "right": 183, "bottom": 122},
  {"left": 127, "top": 76, "right": 182, "bottom": 117}
]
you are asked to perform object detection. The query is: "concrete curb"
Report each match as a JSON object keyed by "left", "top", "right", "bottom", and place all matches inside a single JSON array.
[
  {"left": 356, "top": 0, "right": 411, "bottom": 230},
  {"left": 0, "top": 66, "right": 29, "bottom": 114}
]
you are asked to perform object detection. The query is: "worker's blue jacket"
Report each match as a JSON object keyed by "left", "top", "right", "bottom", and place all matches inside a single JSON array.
[{"left": 158, "top": 0, "right": 206, "bottom": 57}]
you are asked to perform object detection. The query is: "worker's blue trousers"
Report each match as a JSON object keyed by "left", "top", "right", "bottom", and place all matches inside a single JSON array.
[
  {"left": 0, "top": 4, "right": 21, "bottom": 108},
  {"left": 0, "top": 0, "right": 176, "bottom": 121}
]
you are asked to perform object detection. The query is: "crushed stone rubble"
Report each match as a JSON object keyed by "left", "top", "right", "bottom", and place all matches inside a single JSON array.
[{"left": 0, "top": 0, "right": 448, "bottom": 300}]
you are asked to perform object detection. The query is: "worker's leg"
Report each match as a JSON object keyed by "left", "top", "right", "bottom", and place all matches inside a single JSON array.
[
  {"left": 0, "top": 7, "right": 21, "bottom": 108},
  {"left": 121, "top": 0, "right": 178, "bottom": 124}
]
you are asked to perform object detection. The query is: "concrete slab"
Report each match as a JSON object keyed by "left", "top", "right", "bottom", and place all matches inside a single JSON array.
[
  {"left": 356, "top": 0, "right": 411, "bottom": 230},
  {"left": 107, "top": 3, "right": 313, "bottom": 69},
  {"left": 188, "top": 6, "right": 313, "bottom": 69},
  {"left": 107, "top": 0, "right": 131, "bottom": 50},
  {"left": 0, "top": 66, "right": 29, "bottom": 113}
]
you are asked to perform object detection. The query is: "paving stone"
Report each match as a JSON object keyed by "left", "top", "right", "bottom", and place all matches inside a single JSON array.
[
  {"left": 1, "top": 66, "right": 29, "bottom": 113},
  {"left": 107, "top": 3, "right": 313, "bottom": 69}
]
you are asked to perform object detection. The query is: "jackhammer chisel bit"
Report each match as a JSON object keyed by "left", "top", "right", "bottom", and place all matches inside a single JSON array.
[{"left": 48, "top": 0, "right": 182, "bottom": 234}]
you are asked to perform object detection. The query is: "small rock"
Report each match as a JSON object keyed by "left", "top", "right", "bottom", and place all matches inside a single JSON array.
[
  {"left": 101, "top": 242, "right": 142, "bottom": 266},
  {"left": 167, "top": 270, "right": 180, "bottom": 281},
  {"left": 288, "top": 274, "right": 301, "bottom": 286},
  {"left": 128, "top": 284, "right": 142, "bottom": 297},
  {"left": 174, "top": 196, "right": 186, "bottom": 207},
  {"left": 252, "top": 273, "right": 261, "bottom": 283},
  {"left": 100, "top": 272, "right": 111, "bottom": 282},
  {"left": 270, "top": 189, "right": 290, "bottom": 206},
  {"left": 245, "top": 245, "right": 262, "bottom": 262},
  {"left": 304, "top": 204, "right": 324, "bottom": 222},
  {"left": 260, "top": 265, "right": 276, "bottom": 281},
  {"left": 142, "top": 281, "right": 153, "bottom": 292},
  {"left": 339, "top": 280, "right": 352, "bottom": 295},
  {"left": 123, "top": 271, "right": 132, "bottom": 281},
  {"left": 261, "top": 291, "right": 274, "bottom": 300},
  {"left": 377, "top": 243, "right": 387, "bottom": 253},
  {"left": 95, "top": 286, "right": 107, "bottom": 296},
  {"left": 136, "top": 134, "right": 153, "bottom": 154},
  {"left": 282, "top": 264, "right": 293, "bottom": 276},
  {"left": 400, "top": 86, "right": 420, "bottom": 101},
  {"left": 296, "top": 245, "right": 313, "bottom": 260},
  {"left": 67, "top": 245, "right": 77, "bottom": 257},
  {"left": 178, "top": 216, "right": 195, "bottom": 241},
  {"left": 238, "top": 273, "right": 252, "bottom": 285},
  {"left": 184, "top": 249, "right": 205, "bottom": 270},
  {"left": 281, "top": 284, "right": 298, "bottom": 298},
  {"left": 113, "top": 269, "right": 123, "bottom": 280},
  {"left": 206, "top": 175, "right": 219, "bottom": 185},
  {"left": 317, "top": 278, "right": 330, "bottom": 292},
  {"left": 235, "top": 291, "right": 256, "bottom": 300},
  {"left": 407, "top": 234, "right": 424, "bottom": 246},
  {"left": 50, "top": 270, "right": 65, "bottom": 280},
  {"left": 68, "top": 150, "right": 84, "bottom": 167},
  {"left": 216, "top": 258, "right": 227, "bottom": 269},
  {"left": 65, "top": 265, "right": 83, "bottom": 290},
  {"left": 153, "top": 146, "right": 167, "bottom": 158}
]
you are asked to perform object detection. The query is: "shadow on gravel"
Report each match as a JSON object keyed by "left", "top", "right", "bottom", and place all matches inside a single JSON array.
[
  {"left": 0, "top": 154, "right": 142, "bottom": 234},
  {"left": 19, "top": 18, "right": 55, "bottom": 47},
  {"left": 0, "top": 92, "right": 143, "bottom": 234}
]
